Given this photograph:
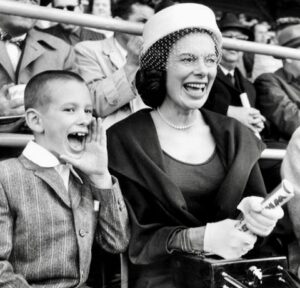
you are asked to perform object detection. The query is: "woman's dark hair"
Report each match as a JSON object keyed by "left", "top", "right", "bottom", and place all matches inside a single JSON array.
[{"left": 135, "top": 69, "right": 166, "bottom": 109}]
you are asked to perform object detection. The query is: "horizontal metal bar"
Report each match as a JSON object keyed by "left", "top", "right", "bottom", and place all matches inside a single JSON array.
[
  {"left": 0, "top": 1, "right": 300, "bottom": 60},
  {"left": 0, "top": 0, "right": 143, "bottom": 35},
  {"left": 0, "top": 133, "right": 33, "bottom": 147},
  {"left": 0, "top": 133, "right": 286, "bottom": 160},
  {"left": 261, "top": 149, "right": 286, "bottom": 160}
]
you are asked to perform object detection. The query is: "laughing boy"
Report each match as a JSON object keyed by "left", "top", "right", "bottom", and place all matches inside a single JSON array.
[{"left": 0, "top": 70, "right": 130, "bottom": 287}]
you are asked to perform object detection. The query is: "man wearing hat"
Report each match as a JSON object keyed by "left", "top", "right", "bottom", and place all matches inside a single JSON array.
[
  {"left": 204, "top": 13, "right": 285, "bottom": 193},
  {"left": 204, "top": 12, "right": 266, "bottom": 137},
  {"left": 255, "top": 24, "right": 300, "bottom": 142}
]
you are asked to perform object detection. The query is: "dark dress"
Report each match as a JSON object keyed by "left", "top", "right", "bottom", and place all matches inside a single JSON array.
[{"left": 107, "top": 108, "right": 267, "bottom": 288}]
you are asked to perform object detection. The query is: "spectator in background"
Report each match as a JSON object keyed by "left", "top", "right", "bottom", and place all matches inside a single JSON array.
[
  {"left": 204, "top": 13, "right": 266, "bottom": 137},
  {"left": 281, "top": 127, "right": 300, "bottom": 278},
  {"left": 42, "top": 0, "right": 105, "bottom": 45},
  {"left": 243, "top": 22, "right": 282, "bottom": 81},
  {"left": 204, "top": 13, "right": 285, "bottom": 192},
  {"left": 255, "top": 24, "right": 300, "bottom": 142},
  {"left": 75, "top": 0, "right": 154, "bottom": 128},
  {"left": 0, "top": 0, "right": 77, "bottom": 135},
  {"left": 87, "top": 0, "right": 114, "bottom": 38}
]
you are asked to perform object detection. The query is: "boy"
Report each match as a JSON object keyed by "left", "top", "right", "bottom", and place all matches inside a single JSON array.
[{"left": 0, "top": 70, "right": 129, "bottom": 287}]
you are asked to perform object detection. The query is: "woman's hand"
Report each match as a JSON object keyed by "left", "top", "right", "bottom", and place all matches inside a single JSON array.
[
  {"left": 60, "top": 117, "right": 112, "bottom": 188},
  {"left": 204, "top": 219, "right": 257, "bottom": 259},
  {"left": 238, "top": 196, "right": 284, "bottom": 237},
  {"left": 227, "top": 106, "right": 266, "bottom": 133}
]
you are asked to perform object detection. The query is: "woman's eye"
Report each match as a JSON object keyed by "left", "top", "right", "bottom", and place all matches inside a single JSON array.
[
  {"left": 85, "top": 109, "right": 93, "bottom": 114},
  {"left": 182, "top": 57, "right": 196, "bottom": 63},
  {"left": 206, "top": 56, "right": 217, "bottom": 64}
]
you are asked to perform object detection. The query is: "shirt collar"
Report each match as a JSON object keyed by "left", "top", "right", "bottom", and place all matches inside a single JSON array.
[
  {"left": 11, "top": 33, "right": 27, "bottom": 42},
  {"left": 220, "top": 65, "right": 235, "bottom": 77},
  {"left": 114, "top": 37, "right": 128, "bottom": 59},
  {"left": 23, "top": 141, "right": 83, "bottom": 184}
]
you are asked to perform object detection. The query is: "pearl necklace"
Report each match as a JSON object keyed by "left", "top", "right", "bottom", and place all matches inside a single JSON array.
[{"left": 156, "top": 107, "right": 198, "bottom": 130}]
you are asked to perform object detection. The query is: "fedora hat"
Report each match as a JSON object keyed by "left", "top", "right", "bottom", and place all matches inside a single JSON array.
[
  {"left": 218, "top": 12, "right": 253, "bottom": 40},
  {"left": 277, "top": 24, "right": 300, "bottom": 48}
]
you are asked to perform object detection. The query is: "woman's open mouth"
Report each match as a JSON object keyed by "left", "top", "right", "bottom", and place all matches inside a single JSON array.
[{"left": 183, "top": 83, "right": 206, "bottom": 97}]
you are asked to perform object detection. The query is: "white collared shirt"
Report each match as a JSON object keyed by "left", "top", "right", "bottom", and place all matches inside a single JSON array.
[
  {"left": 220, "top": 65, "right": 235, "bottom": 77},
  {"left": 5, "top": 33, "right": 27, "bottom": 72},
  {"left": 22, "top": 141, "right": 82, "bottom": 190}
]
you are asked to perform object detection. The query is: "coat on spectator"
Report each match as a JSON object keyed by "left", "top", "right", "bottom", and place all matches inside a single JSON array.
[
  {"left": 255, "top": 68, "right": 300, "bottom": 141},
  {"left": 75, "top": 38, "right": 146, "bottom": 128},
  {"left": 41, "top": 25, "right": 105, "bottom": 46},
  {"left": 204, "top": 66, "right": 256, "bottom": 115},
  {"left": 0, "top": 28, "right": 77, "bottom": 133},
  {"left": 107, "top": 108, "right": 268, "bottom": 288}
]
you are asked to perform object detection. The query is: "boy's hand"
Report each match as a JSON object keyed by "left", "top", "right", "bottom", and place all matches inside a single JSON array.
[{"left": 60, "top": 118, "right": 112, "bottom": 188}]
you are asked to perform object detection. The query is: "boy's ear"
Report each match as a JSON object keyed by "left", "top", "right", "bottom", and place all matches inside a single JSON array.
[{"left": 25, "top": 108, "right": 44, "bottom": 133}]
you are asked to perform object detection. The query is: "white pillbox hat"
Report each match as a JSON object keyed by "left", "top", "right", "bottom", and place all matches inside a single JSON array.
[{"left": 141, "top": 3, "right": 222, "bottom": 55}]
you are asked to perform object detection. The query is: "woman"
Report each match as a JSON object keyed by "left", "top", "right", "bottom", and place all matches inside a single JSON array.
[{"left": 107, "top": 4, "right": 283, "bottom": 288}]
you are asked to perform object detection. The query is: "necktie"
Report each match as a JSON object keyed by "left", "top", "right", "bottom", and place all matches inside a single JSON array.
[{"left": 226, "top": 73, "right": 235, "bottom": 86}]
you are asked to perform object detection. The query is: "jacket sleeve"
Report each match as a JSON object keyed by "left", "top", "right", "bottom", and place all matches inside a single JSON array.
[
  {"left": 0, "top": 181, "right": 31, "bottom": 287},
  {"left": 255, "top": 73, "right": 300, "bottom": 138},
  {"left": 92, "top": 176, "right": 130, "bottom": 254},
  {"left": 74, "top": 42, "right": 136, "bottom": 118},
  {"left": 113, "top": 172, "right": 186, "bottom": 265}
]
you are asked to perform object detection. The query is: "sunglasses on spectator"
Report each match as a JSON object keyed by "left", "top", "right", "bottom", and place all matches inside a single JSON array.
[
  {"left": 55, "top": 5, "right": 78, "bottom": 11},
  {"left": 222, "top": 34, "right": 249, "bottom": 41}
]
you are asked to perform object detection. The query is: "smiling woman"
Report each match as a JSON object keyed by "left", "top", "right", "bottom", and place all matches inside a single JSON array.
[{"left": 107, "top": 3, "right": 284, "bottom": 288}]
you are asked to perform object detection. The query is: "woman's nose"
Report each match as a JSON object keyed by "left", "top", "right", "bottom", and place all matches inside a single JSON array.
[{"left": 193, "top": 59, "right": 208, "bottom": 76}]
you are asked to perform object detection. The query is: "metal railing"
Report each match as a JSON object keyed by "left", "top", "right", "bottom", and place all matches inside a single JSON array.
[
  {"left": 0, "top": 1, "right": 300, "bottom": 59},
  {"left": 0, "top": 0, "right": 294, "bottom": 159}
]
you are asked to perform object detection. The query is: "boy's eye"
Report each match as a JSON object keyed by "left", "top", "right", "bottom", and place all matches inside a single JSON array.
[{"left": 85, "top": 109, "right": 93, "bottom": 114}]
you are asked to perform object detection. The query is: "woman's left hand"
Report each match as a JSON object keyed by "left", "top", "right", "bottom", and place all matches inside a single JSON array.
[{"left": 238, "top": 196, "right": 284, "bottom": 237}]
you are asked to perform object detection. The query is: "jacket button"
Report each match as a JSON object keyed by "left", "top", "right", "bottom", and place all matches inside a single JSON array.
[{"left": 79, "top": 229, "right": 87, "bottom": 237}]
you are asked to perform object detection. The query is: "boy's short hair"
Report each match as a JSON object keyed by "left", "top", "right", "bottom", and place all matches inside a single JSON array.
[{"left": 24, "top": 70, "right": 86, "bottom": 111}]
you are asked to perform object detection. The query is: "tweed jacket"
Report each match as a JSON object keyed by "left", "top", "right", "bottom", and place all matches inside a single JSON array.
[
  {"left": 204, "top": 66, "right": 257, "bottom": 115},
  {"left": 75, "top": 37, "right": 145, "bottom": 127},
  {"left": 255, "top": 68, "right": 300, "bottom": 141},
  {"left": 0, "top": 28, "right": 77, "bottom": 133},
  {"left": 107, "top": 109, "right": 267, "bottom": 288},
  {"left": 42, "top": 25, "right": 105, "bottom": 46},
  {"left": 0, "top": 155, "right": 129, "bottom": 287}
]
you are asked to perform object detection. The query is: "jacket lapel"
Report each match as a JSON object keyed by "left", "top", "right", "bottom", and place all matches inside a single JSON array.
[
  {"left": 103, "top": 37, "right": 125, "bottom": 70},
  {"left": 19, "top": 155, "right": 72, "bottom": 207},
  {"left": 19, "top": 37, "right": 45, "bottom": 73},
  {"left": 0, "top": 41, "right": 15, "bottom": 81},
  {"left": 218, "top": 67, "right": 238, "bottom": 91}
]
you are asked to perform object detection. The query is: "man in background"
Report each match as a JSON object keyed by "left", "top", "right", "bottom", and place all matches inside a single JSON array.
[
  {"left": 0, "top": 0, "right": 77, "bottom": 134},
  {"left": 42, "top": 0, "right": 105, "bottom": 45},
  {"left": 75, "top": 0, "right": 154, "bottom": 128}
]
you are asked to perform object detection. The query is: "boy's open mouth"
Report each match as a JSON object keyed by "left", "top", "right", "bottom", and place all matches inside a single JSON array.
[{"left": 67, "top": 132, "right": 87, "bottom": 152}]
